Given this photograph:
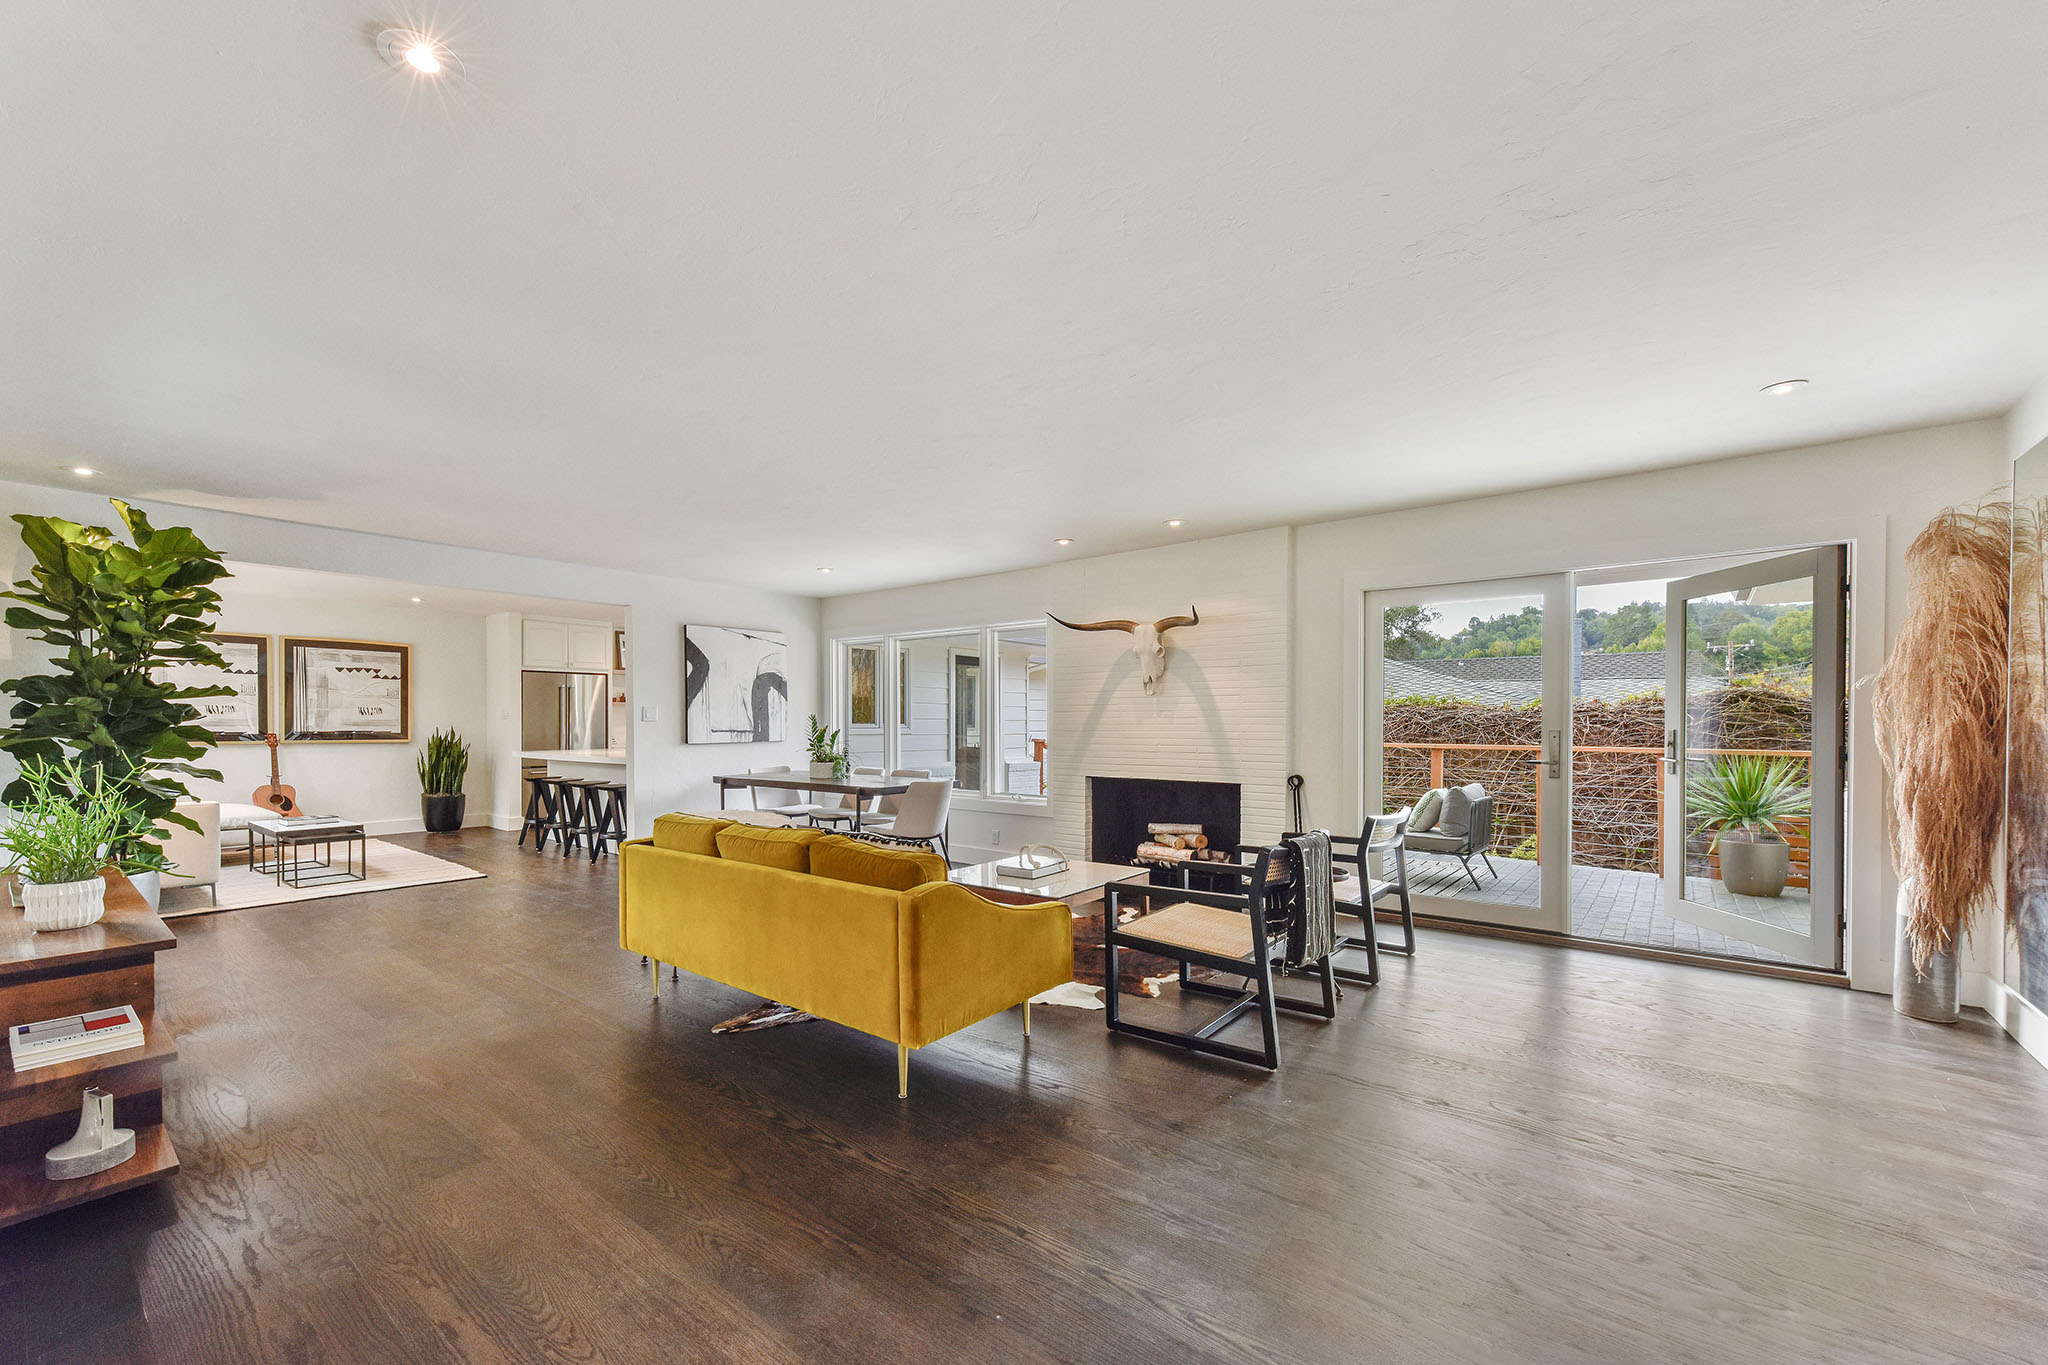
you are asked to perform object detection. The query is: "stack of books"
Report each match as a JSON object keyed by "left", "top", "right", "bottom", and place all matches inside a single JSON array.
[{"left": 8, "top": 1005, "right": 145, "bottom": 1072}]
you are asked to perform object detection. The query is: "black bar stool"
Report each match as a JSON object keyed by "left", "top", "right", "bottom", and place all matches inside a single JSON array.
[
  {"left": 548, "top": 779, "right": 597, "bottom": 858},
  {"left": 519, "top": 773, "right": 561, "bottom": 851},
  {"left": 585, "top": 782, "right": 628, "bottom": 864}
]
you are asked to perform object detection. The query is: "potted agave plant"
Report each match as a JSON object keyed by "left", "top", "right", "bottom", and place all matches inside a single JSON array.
[
  {"left": 804, "top": 714, "right": 849, "bottom": 782},
  {"left": 4, "top": 757, "right": 166, "bottom": 931},
  {"left": 1687, "top": 755, "right": 1812, "bottom": 898},
  {"left": 416, "top": 729, "right": 471, "bottom": 833}
]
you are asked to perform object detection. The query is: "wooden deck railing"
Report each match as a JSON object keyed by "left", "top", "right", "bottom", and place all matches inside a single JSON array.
[{"left": 1384, "top": 742, "right": 1813, "bottom": 888}]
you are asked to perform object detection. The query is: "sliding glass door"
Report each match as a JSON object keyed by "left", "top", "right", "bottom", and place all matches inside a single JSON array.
[
  {"left": 1662, "top": 548, "right": 1846, "bottom": 968},
  {"left": 1364, "top": 576, "right": 1571, "bottom": 933}
]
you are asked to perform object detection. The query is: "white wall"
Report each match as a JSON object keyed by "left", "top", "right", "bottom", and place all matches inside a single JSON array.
[
  {"left": 0, "top": 479, "right": 821, "bottom": 838},
  {"left": 192, "top": 587, "right": 491, "bottom": 835},
  {"left": 822, "top": 528, "right": 1296, "bottom": 863},
  {"left": 826, "top": 421, "right": 2009, "bottom": 996},
  {"left": 1293, "top": 419, "right": 2010, "bottom": 994}
]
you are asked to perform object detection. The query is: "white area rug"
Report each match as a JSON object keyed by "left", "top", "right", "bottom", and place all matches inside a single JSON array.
[{"left": 158, "top": 839, "right": 484, "bottom": 919}]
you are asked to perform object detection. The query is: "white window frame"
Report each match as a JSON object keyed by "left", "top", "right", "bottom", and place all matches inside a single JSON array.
[{"left": 830, "top": 620, "right": 1051, "bottom": 813}]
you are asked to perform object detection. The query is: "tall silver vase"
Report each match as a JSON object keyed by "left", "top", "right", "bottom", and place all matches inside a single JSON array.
[{"left": 1893, "top": 883, "right": 1959, "bottom": 1023}]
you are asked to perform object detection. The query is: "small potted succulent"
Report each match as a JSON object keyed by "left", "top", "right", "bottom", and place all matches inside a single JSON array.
[
  {"left": 4, "top": 757, "right": 166, "bottom": 931},
  {"left": 1686, "top": 755, "right": 1812, "bottom": 898},
  {"left": 804, "top": 714, "right": 849, "bottom": 781},
  {"left": 416, "top": 729, "right": 471, "bottom": 833}
]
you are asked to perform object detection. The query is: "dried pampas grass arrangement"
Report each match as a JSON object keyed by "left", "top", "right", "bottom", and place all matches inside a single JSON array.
[{"left": 1870, "top": 498, "right": 2011, "bottom": 972}]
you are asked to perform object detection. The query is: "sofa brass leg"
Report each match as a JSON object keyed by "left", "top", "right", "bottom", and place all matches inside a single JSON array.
[
  {"left": 1023, "top": 1001, "right": 1031, "bottom": 1036},
  {"left": 897, "top": 1045, "right": 909, "bottom": 1099},
  {"left": 651, "top": 958, "right": 660, "bottom": 998}
]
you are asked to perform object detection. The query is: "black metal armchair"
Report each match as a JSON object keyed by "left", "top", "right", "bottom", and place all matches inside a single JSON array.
[{"left": 1104, "top": 844, "right": 1336, "bottom": 1070}]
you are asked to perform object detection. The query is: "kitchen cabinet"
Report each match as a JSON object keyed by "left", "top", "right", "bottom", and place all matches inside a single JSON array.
[{"left": 523, "top": 617, "right": 615, "bottom": 672}]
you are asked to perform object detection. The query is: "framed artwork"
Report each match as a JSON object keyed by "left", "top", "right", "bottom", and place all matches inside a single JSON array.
[
  {"left": 159, "top": 633, "right": 270, "bottom": 742},
  {"left": 683, "top": 625, "right": 786, "bottom": 743},
  {"left": 849, "top": 644, "right": 879, "bottom": 726},
  {"left": 282, "top": 637, "right": 411, "bottom": 741}
]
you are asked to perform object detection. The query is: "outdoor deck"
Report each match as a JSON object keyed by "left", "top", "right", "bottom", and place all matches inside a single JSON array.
[{"left": 1403, "top": 852, "right": 1819, "bottom": 967}]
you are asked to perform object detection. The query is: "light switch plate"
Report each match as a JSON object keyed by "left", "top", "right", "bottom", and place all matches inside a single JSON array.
[{"left": 640, "top": 705, "right": 658, "bottom": 723}]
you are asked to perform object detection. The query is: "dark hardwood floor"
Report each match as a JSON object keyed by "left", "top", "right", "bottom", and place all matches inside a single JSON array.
[{"left": 3, "top": 828, "right": 2046, "bottom": 1362}]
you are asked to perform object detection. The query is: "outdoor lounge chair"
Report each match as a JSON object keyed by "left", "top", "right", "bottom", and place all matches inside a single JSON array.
[{"left": 1404, "top": 786, "right": 1498, "bottom": 890}]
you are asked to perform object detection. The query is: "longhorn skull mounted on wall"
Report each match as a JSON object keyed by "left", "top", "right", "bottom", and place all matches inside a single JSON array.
[{"left": 1048, "top": 606, "right": 1200, "bottom": 696}]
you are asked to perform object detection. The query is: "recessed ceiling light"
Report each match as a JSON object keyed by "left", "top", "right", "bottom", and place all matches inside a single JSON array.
[
  {"left": 1760, "top": 379, "right": 1809, "bottom": 396},
  {"left": 1053, "top": 537, "right": 1074, "bottom": 547},
  {"left": 409, "top": 596, "right": 423, "bottom": 604},
  {"left": 1164, "top": 519, "right": 1184, "bottom": 528},
  {"left": 376, "top": 28, "right": 461, "bottom": 78},
  {"left": 816, "top": 567, "right": 833, "bottom": 575},
  {"left": 68, "top": 466, "right": 95, "bottom": 478}
]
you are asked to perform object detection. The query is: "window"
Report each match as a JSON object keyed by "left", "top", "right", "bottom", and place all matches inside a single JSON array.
[{"left": 833, "top": 622, "right": 1050, "bottom": 805}]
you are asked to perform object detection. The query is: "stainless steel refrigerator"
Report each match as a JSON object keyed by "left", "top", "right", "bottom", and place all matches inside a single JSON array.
[{"left": 522, "top": 671, "right": 609, "bottom": 751}]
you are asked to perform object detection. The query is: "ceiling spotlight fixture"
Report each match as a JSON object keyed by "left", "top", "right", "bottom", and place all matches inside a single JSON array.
[
  {"left": 376, "top": 28, "right": 461, "bottom": 78},
  {"left": 1053, "top": 537, "right": 1074, "bottom": 547},
  {"left": 1163, "top": 519, "right": 1184, "bottom": 528},
  {"left": 1760, "top": 379, "right": 1809, "bottom": 396}
]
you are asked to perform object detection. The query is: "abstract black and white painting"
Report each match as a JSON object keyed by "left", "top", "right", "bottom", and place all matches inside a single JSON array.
[
  {"left": 683, "top": 625, "right": 787, "bottom": 743},
  {"left": 282, "top": 637, "right": 412, "bottom": 741},
  {"left": 157, "top": 632, "right": 269, "bottom": 741}
]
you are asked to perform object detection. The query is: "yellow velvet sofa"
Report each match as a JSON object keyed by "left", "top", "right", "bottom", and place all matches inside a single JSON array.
[{"left": 619, "top": 814, "right": 1073, "bottom": 1097}]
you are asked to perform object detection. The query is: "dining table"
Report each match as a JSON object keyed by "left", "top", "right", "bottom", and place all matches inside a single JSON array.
[{"left": 711, "top": 771, "right": 914, "bottom": 831}]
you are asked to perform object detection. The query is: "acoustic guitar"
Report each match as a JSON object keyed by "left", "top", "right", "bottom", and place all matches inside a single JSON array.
[{"left": 252, "top": 734, "right": 299, "bottom": 816}]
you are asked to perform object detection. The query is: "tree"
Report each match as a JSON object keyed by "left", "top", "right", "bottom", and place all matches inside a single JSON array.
[{"left": 1382, "top": 604, "right": 1443, "bottom": 660}]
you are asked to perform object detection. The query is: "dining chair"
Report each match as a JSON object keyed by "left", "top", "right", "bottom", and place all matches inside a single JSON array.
[
  {"left": 877, "top": 769, "right": 930, "bottom": 820},
  {"left": 811, "top": 766, "right": 883, "bottom": 828},
  {"left": 858, "top": 778, "right": 952, "bottom": 863},
  {"left": 748, "top": 765, "right": 820, "bottom": 822}
]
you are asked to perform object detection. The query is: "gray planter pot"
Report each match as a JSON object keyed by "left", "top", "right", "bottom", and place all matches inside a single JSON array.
[
  {"left": 1717, "top": 833, "right": 1789, "bottom": 898},
  {"left": 421, "top": 793, "right": 467, "bottom": 833},
  {"left": 809, "top": 761, "right": 839, "bottom": 781}
]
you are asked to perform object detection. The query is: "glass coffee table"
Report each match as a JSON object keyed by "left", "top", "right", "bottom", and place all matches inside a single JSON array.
[{"left": 248, "top": 817, "right": 367, "bottom": 888}]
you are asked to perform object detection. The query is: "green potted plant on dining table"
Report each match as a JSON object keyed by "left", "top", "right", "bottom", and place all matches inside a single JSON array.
[
  {"left": 1686, "top": 754, "right": 1812, "bottom": 898},
  {"left": 804, "top": 714, "right": 849, "bottom": 782}
]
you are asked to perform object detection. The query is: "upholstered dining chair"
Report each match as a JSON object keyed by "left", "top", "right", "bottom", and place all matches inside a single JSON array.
[
  {"left": 858, "top": 778, "right": 952, "bottom": 863},
  {"left": 876, "top": 769, "right": 930, "bottom": 820},
  {"left": 748, "top": 765, "right": 820, "bottom": 822},
  {"left": 811, "top": 766, "right": 883, "bottom": 828}
]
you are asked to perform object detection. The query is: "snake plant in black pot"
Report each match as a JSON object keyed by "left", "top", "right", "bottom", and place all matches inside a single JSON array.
[{"left": 417, "top": 729, "right": 471, "bottom": 833}]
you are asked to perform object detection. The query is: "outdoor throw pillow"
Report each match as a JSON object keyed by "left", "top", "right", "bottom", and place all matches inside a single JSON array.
[
  {"left": 1410, "top": 787, "right": 1447, "bottom": 832},
  {"left": 1438, "top": 783, "right": 1487, "bottom": 837}
]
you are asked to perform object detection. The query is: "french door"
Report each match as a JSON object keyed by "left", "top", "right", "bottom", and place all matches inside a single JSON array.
[
  {"left": 1364, "top": 575, "right": 1571, "bottom": 932},
  {"left": 1662, "top": 548, "right": 1846, "bottom": 968}
]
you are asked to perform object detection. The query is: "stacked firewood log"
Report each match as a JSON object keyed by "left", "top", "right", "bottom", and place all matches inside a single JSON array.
[{"left": 1134, "top": 823, "right": 1235, "bottom": 864}]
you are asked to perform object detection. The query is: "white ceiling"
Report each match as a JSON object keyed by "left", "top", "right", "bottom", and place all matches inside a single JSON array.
[
  {"left": 3, "top": 4, "right": 2045, "bottom": 596},
  {"left": 222, "top": 559, "right": 624, "bottom": 623}
]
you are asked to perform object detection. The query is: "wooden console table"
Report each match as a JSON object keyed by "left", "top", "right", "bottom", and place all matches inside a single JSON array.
[{"left": 0, "top": 875, "right": 178, "bottom": 1228}]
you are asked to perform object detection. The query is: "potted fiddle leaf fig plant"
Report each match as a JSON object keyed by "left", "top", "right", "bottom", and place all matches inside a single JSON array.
[
  {"left": 3, "top": 756, "right": 166, "bottom": 931},
  {"left": 0, "top": 500, "right": 231, "bottom": 908},
  {"left": 416, "top": 729, "right": 471, "bottom": 833},
  {"left": 1686, "top": 755, "right": 1811, "bottom": 898},
  {"left": 804, "top": 714, "right": 849, "bottom": 781}
]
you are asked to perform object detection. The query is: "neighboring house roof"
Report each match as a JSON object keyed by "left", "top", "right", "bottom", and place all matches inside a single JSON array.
[{"left": 1385, "top": 651, "right": 1724, "bottom": 705}]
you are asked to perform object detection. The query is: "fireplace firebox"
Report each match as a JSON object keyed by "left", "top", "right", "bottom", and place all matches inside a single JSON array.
[{"left": 1087, "top": 776, "right": 1242, "bottom": 866}]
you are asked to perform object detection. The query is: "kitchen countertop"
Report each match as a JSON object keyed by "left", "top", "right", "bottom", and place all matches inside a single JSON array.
[{"left": 521, "top": 749, "right": 628, "bottom": 766}]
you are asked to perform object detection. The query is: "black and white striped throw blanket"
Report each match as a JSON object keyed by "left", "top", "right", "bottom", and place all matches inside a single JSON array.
[{"left": 1287, "top": 830, "right": 1336, "bottom": 965}]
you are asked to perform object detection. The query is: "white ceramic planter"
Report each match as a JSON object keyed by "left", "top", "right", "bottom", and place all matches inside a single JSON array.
[
  {"left": 21, "top": 875, "right": 108, "bottom": 932},
  {"left": 809, "top": 761, "right": 838, "bottom": 780}
]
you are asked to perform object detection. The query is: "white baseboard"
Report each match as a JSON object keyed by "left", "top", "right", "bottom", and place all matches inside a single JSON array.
[
  {"left": 352, "top": 814, "right": 501, "bottom": 838},
  {"left": 1971, "top": 972, "right": 2048, "bottom": 1072}
]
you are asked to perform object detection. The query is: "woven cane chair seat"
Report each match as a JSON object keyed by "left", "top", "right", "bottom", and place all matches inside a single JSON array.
[{"left": 1117, "top": 902, "right": 1269, "bottom": 960}]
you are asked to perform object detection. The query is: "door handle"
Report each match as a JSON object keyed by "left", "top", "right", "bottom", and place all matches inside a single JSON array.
[
  {"left": 1542, "top": 728, "right": 1561, "bottom": 780},
  {"left": 1665, "top": 728, "right": 1680, "bottom": 773}
]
